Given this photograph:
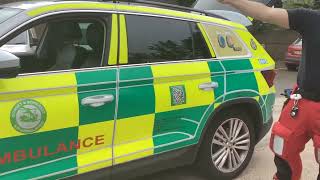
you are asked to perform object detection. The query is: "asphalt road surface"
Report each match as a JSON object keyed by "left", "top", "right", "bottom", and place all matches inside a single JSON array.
[{"left": 134, "top": 67, "right": 318, "bottom": 180}]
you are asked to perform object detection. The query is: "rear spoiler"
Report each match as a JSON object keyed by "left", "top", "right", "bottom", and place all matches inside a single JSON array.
[
  {"left": 193, "top": 0, "right": 282, "bottom": 26},
  {"left": 206, "top": 10, "right": 253, "bottom": 27}
]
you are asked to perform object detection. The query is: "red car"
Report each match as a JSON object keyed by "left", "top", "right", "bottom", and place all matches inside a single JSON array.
[{"left": 285, "top": 38, "right": 302, "bottom": 71}]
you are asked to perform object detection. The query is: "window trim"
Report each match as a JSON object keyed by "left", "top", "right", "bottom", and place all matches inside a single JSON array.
[{"left": 124, "top": 14, "right": 211, "bottom": 65}]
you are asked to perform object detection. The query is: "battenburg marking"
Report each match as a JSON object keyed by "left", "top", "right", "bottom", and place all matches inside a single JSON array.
[
  {"left": 10, "top": 99, "right": 47, "bottom": 134},
  {"left": 170, "top": 85, "right": 186, "bottom": 106}
]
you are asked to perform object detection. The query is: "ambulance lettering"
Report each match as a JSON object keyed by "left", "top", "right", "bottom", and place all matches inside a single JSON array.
[{"left": 0, "top": 135, "right": 105, "bottom": 165}]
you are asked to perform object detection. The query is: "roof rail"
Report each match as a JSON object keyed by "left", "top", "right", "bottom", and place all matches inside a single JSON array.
[{"left": 106, "top": 0, "right": 227, "bottom": 20}]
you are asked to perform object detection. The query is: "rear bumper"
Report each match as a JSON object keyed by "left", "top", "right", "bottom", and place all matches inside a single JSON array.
[{"left": 256, "top": 116, "right": 273, "bottom": 144}]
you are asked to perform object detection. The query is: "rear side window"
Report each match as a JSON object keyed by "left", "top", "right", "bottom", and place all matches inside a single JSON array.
[
  {"left": 202, "top": 23, "right": 249, "bottom": 58},
  {"left": 126, "top": 15, "right": 211, "bottom": 64}
]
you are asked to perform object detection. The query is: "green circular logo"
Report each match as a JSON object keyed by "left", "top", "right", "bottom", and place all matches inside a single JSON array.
[{"left": 11, "top": 99, "right": 47, "bottom": 134}]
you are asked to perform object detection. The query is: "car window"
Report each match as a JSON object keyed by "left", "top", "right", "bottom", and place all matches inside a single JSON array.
[
  {"left": 0, "top": 17, "right": 109, "bottom": 74},
  {"left": 202, "top": 23, "right": 249, "bottom": 58},
  {"left": 126, "top": 15, "right": 211, "bottom": 64},
  {"left": 0, "top": 8, "right": 22, "bottom": 24},
  {"left": 6, "top": 31, "right": 28, "bottom": 45}
]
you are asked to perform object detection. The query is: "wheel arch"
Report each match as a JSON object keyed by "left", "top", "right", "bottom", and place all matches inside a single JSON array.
[{"left": 196, "top": 98, "right": 263, "bottom": 153}]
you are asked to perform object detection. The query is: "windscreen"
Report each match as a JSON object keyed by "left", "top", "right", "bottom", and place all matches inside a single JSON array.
[{"left": 0, "top": 8, "right": 22, "bottom": 24}]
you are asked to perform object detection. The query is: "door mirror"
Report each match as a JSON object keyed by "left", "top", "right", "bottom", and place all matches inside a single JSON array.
[{"left": 0, "top": 50, "right": 20, "bottom": 78}]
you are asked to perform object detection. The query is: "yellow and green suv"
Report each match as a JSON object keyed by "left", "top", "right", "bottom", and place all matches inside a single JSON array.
[{"left": 0, "top": 0, "right": 276, "bottom": 179}]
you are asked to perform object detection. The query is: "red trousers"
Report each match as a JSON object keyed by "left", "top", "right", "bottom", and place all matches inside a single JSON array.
[{"left": 270, "top": 97, "right": 320, "bottom": 180}]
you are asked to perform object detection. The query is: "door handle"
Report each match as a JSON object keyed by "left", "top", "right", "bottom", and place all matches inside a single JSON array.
[
  {"left": 199, "top": 82, "right": 219, "bottom": 91},
  {"left": 81, "top": 95, "right": 114, "bottom": 108}
]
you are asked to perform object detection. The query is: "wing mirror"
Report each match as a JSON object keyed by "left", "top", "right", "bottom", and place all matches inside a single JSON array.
[{"left": 0, "top": 50, "right": 20, "bottom": 79}]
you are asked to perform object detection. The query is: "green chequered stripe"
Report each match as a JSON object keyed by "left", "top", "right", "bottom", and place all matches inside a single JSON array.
[
  {"left": 0, "top": 127, "right": 78, "bottom": 178},
  {"left": 153, "top": 105, "right": 209, "bottom": 153},
  {"left": 260, "top": 93, "right": 275, "bottom": 123},
  {"left": 76, "top": 69, "right": 117, "bottom": 125},
  {"left": 222, "top": 59, "right": 259, "bottom": 100},
  {"left": 207, "top": 61, "right": 225, "bottom": 103},
  {"left": 118, "top": 66, "right": 155, "bottom": 119}
]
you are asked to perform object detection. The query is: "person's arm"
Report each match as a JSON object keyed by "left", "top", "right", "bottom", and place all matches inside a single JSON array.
[{"left": 219, "top": 0, "right": 289, "bottom": 29}]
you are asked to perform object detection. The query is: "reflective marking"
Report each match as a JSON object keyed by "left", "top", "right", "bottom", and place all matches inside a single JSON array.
[
  {"left": 273, "top": 135, "right": 284, "bottom": 156},
  {"left": 108, "top": 14, "right": 118, "bottom": 65},
  {"left": 180, "top": 118, "right": 200, "bottom": 125},
  {"left": 119, "top": 14, "right": 128, "bottom": 64}
]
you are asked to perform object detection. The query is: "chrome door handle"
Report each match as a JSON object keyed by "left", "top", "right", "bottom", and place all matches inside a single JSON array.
[
  {"left": 199, "top": 82, "right": 219, "bottom": 91},
  {"left": 81, "top": 95, "right": 114, "bottom": 108}
]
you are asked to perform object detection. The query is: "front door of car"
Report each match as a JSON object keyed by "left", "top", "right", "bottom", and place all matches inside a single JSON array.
[
  {"left": 112, "top": 14, "right": 225, "bottom": 168},
  {"left": 0, "top": 12, "right": 118, "bottom": 179}
]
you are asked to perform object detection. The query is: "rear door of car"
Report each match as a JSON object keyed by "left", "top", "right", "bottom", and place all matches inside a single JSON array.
[
  {"left": 112, "top": 13, "right": 225, "bottom": 168},
  {"left": 0, "top": 11, "right": 118, "bottom": 179}
]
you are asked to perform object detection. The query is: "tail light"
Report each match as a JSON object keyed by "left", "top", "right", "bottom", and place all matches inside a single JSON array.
[{"left": 262, "top": 70, "right": 276, "bottom": 87}]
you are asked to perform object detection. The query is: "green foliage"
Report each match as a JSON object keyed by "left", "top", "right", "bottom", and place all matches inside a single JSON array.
[
  {"left": 284, "top": 0, "right": 320, "bottom": 9},
  {"left": 176, "top": 0, "right": 196, "bottom": 7}
]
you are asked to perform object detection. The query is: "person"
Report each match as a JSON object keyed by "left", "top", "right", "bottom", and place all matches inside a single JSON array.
[{"left": 217, "top": 0, "right": 320, "bottom": 180}]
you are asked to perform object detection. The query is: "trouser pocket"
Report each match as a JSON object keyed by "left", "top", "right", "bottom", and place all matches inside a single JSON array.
[{"left": 270, "top": 122, "right": 293, "bottom": 159}]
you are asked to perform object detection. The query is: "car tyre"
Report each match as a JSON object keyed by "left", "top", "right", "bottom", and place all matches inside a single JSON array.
[
  {"left": 196, "top": 109, "right": 255, "bottom": 180},
  {"left": 286, "top": 64, "right": 297, "bottom": 71}
]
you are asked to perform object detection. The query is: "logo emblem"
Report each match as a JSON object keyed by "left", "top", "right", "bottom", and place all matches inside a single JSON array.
[
  {"left": 258, "top": 58, "right": 268, "bottom": 64},
  {"left": 218, "top": 35, "right": 226, "bottom": 48},
  {"left": 170, "top": 85, "right": 186, "bottom": 106},
  {"left": 250, "top": 39, "right": 257, "bottom": 50},
  {"left": 11, "top": 99, "right": 47, "bottom": 134},
  {"left": 226, "top": 35, "right": 235, "bottom": 48}
]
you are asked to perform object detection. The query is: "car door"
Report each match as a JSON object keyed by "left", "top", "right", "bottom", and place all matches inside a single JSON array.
[
  {"left": 112, "top": 14, "right": 225, "bottom": 166},
  {"left": 0, "top": 12, "right": 118, "bottom": 179}
]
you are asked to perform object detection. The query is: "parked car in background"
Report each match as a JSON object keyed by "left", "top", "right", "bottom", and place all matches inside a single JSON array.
[{"left": 285, "top": 38, "right": 302, "bottom": 71}]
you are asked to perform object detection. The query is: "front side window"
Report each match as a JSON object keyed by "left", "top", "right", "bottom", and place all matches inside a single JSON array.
[
  {"left": 126, "top": 15, "right": 211, "bottom": 64},
  {"left": 0, "top": 16, "right": 109, "bottom": 74}
]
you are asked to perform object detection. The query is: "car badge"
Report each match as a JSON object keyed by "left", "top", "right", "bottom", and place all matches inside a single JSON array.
[
  {"left": 250, "top": 39, "right": 257, "bottom": 50},
  {"left": 258, "top": 59, "right": 268, "bottom": 64},
  {"left": 226, "top": 35, "right": 235, "bottom": 48},
  {"left": 218, "top": 35, "right": 226, "bottom": 48},
  {"left": 170, "top": 85, "right": 186, "bottom": 106},
  {"left": 11, "top": 99, "right": 47, "bottom": 134}
]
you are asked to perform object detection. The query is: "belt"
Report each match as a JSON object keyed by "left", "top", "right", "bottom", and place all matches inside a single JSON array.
[{"left": 296, "top": 88, "right": 320, "bottom": 102}]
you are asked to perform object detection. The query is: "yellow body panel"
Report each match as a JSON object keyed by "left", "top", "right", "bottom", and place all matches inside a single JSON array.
[
  {"left": 114, "top": 114, "right": 155, "bottom": 164},
  {"left": 77, "top": 121, "right": 114, "bottom": 173},
  {"left": 0, "top": 73, "right": 79, "bottom": 138},
  {"left": 27, "top": 3, "right": 115, "bottom": 17}
]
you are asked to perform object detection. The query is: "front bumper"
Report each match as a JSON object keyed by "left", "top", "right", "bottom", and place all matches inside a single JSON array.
[{"left": 256, "top": 116, "right": 273, "bottom": 144}]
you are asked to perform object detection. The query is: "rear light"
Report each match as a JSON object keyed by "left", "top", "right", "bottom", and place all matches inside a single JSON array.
[{"left": 261, "top": 70, "right": 276, "bottom": 87}]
